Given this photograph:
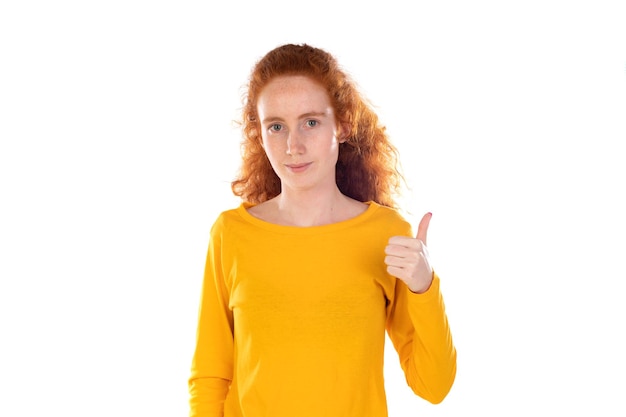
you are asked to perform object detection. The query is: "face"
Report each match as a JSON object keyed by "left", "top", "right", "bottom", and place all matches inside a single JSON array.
[{"left": 257, "top": 75, "right": 344, "bottom": 195}]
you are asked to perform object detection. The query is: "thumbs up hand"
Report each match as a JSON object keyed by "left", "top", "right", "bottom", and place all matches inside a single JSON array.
[{"left": 385, "top": 212, "right": 434, "bottom": 294}]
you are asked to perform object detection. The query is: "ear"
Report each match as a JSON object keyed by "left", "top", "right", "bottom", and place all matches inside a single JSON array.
[{"left": 338, "top": 122, "right": 351, "bottom": 143}]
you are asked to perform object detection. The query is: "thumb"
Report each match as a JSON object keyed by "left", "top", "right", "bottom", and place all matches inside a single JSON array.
[{"left": 416, "top": 212, "right": 432, "bottom": 244}]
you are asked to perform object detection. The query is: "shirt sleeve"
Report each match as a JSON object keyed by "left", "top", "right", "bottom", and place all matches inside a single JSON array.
[
  {"left": 385, "top": 272, "right": 457, "bottom": 404},
  {"left": 188, "top": 218, "right": 234, "bottom": 416}
]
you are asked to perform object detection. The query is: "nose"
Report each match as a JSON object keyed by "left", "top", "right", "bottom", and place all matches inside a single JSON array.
[{"left": 286, "top": 132, "right": 305, "bottom": 156}]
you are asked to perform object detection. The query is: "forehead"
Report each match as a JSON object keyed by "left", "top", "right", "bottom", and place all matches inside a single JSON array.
[{"left": 257, "top": 75, "right": 332, "bottom": 116}]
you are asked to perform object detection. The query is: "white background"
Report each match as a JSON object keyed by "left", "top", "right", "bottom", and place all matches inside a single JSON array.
[{"left": 1, "top": 1, "right": 625, "bottom": 416}]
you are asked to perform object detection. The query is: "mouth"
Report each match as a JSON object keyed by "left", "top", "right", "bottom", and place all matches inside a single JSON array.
[{"left": 285, "top": 162, "right": 312, "bottom": 173}]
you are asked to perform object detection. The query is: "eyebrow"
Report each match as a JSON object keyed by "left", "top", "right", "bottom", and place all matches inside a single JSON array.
[{"left": 261, "top": 111, "right": 329, "bottom": 125}]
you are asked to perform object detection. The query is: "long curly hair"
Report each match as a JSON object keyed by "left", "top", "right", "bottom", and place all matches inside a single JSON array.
[{"left": 231, "top": 43, "right": 405, "bottom": 208}]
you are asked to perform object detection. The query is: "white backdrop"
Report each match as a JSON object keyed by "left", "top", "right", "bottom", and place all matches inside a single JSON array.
[{"left": 1, "top": 1, "right": 625, "bottom": 416}]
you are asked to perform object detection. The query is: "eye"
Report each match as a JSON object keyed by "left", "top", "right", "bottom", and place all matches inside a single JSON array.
[
  {"left": 268, "top": 123, "right": 283, "bottom": 132},
  {"left": 305, "top": 120, "right": 318, "bottom": 128}
]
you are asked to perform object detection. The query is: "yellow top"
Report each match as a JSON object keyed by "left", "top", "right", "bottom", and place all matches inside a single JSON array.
[{"left": 189, "top": 202, "right": 456, "bottom": 417}]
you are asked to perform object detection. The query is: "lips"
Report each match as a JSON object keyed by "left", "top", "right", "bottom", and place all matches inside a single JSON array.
[{"left": 285, "top": 162, "right": 312, "bottom": 173}]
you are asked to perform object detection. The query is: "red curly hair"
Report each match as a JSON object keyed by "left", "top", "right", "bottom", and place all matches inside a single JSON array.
[{"left": 231, "top": 43, "right": 405, "bottom": 208}]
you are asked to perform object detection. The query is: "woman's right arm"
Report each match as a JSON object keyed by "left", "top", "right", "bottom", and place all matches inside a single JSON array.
[{"left": 188, "top": 220, "right": 234, "bottom": 417}]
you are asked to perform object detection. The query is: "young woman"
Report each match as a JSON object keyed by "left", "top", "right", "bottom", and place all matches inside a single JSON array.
[{"left": 189, "top": 43, "right": 456, "bottom": 417}]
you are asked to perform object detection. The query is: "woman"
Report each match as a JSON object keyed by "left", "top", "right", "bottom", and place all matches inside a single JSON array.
[{"left": 189, "top": 43, "right": 456, "bottom": 417}]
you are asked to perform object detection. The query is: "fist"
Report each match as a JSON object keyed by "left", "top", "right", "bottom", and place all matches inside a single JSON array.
[{"left": 384, "top": 212, "right": 434, "bottom": 293}]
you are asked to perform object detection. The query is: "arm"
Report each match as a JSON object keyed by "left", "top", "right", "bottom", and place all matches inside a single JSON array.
[
  {"left": 386, "top": 273, "right": 457, "bottom": 403},
  {"left": 188, "top": 220, "right": 234, "bottom": 416},
  {"left": 384, "top": 213, "right": 456, "bottom": 403}
]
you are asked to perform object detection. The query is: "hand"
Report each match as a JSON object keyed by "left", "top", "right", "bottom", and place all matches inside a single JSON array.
[{"left": 384, "top": 212, "right": 434, "bottom": 293}]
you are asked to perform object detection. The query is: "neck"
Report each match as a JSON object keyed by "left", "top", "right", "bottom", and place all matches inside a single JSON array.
[{"left": 274, "top": 186, "right": 351, "bottom": 227}]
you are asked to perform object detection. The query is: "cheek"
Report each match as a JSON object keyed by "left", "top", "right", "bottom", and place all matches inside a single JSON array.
[
  {"left": 261, "top": 138, "right": 282, "bottom": 160},
  {"left": 328, "top": 137, "right": 340, "bottom": 154}
]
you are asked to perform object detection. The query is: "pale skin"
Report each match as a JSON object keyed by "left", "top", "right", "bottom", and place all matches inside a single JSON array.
[
  {"left": 251, "top": 75, "right": 434, "bottom": 294},
  {"left": 385, "top": 212, "right": 434, "bottom": 294}
]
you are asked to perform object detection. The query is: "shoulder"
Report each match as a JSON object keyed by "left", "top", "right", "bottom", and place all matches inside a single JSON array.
[
  {"left": 367, "top": 202, "right": 413, "bottom": 236},
  {"left": 368, "top": 201, "right": 406, "bottom": 221},
  {"left": 245, "top": 199, "right": 276, "bottom": 223},
  {"left": 209, "top": 204, "right": 249, "bottom": 236}
]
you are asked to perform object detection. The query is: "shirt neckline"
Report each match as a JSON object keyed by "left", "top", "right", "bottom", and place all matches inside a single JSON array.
[{"left": 235, "top": 201, "right": 380, "bottom": 234}]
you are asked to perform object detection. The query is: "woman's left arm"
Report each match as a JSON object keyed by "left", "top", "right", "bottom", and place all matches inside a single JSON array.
[
  {"left": 386, "top": 274, "right": 457, "bottom": 404},
  {"left": 384, "top": 213, "right": 457, "bottom": 403}
]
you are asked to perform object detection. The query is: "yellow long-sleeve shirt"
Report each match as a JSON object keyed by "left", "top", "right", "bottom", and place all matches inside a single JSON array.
[{"left": 189, "top": 202, "right": 456, "bottom": 417}]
